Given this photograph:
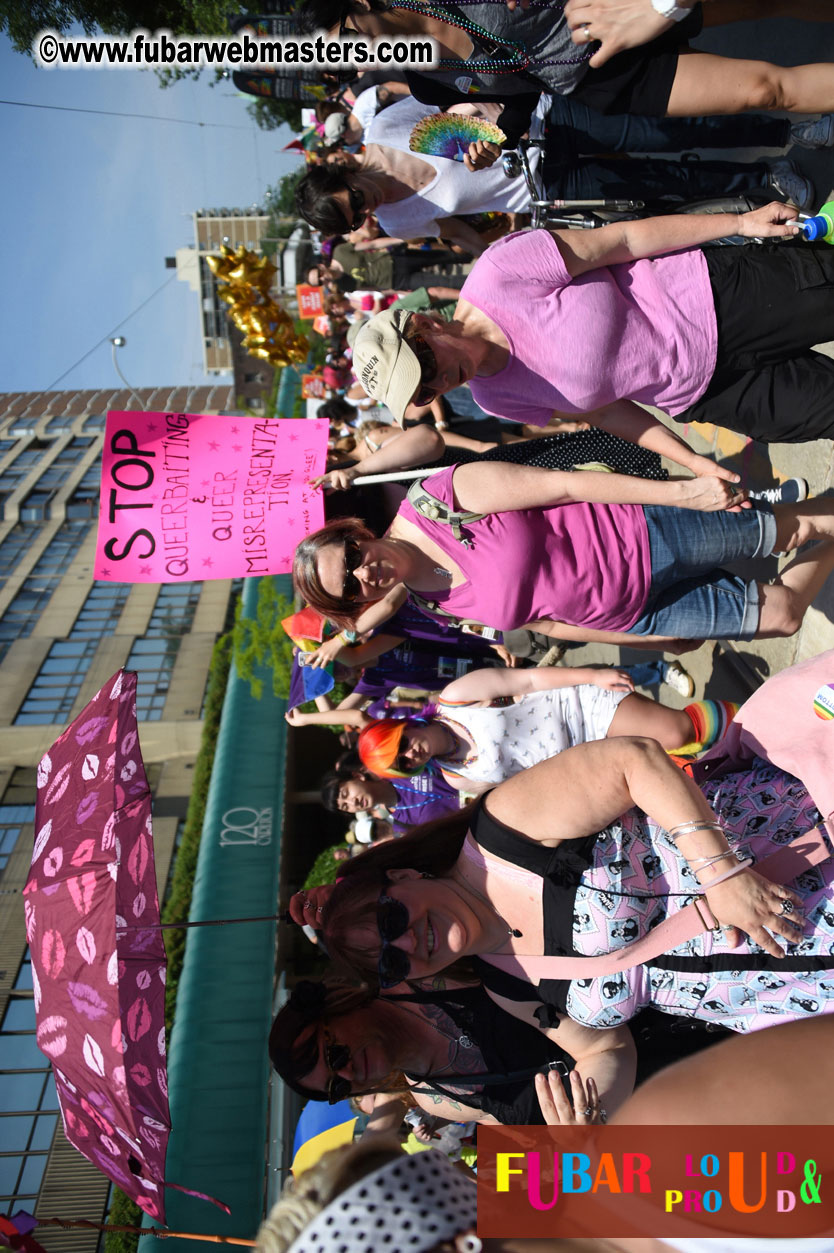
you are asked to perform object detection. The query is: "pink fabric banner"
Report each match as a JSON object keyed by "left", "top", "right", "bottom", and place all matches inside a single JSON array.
[{"left": 94, "top": 412, "right": 328, "bottom": 583}]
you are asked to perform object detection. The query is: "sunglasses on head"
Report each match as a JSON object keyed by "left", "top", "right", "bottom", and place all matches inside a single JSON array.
[
  {"left": 377, "top": 891, "right": 411, "bottom": 989},
  {"left": 346, "top": 184, "right": 366, "bottom": 232},
  {"left": 342, "top": 537, "right": 363, "bottom": 602},
  {"left": 323, "top": 1027, "right": 352, "bottom": 1105}
]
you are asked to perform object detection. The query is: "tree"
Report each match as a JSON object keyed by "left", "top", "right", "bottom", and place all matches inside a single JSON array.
[
  {"left": 265, "top": 167, "right": 307, "bottom": 218},
  {"left": 1, "top": 0, "right": 240, "bottom": 55},
  {"left": 247, "top": 96, "right": 303, "bottom": 132},
  {"left": 232, "top": 576, "right": 296, "bottom": 700}
]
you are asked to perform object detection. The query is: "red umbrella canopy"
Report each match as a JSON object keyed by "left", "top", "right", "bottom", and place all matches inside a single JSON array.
[{"left": 24, "top": 670, "right": 170, "bottom": 1221}]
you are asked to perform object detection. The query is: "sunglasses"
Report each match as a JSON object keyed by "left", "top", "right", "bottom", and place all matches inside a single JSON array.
[
  {"left": 346, "top": 184, "right": 366, "bottom": 232},
  {"left": 377, "top": 892, "right": 411, "bottom": 989},
  {"left": 323, "top": 1027, "right": 352, "bottom": 1105},
  {"left": 409, "top": 334, "right": 440, "bottom": 409},
  {"left": 342, "top": 537, "right": 363, "bottom": 602}
]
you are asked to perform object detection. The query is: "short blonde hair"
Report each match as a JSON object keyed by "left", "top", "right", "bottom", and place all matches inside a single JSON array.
[{"left": 256, "top": 1139, "right": 402, "bottom": 1253}]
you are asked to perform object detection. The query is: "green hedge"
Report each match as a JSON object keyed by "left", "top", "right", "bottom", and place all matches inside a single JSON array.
[{"left": 103, "top": 633, "right": 233, "bottom": 1253}]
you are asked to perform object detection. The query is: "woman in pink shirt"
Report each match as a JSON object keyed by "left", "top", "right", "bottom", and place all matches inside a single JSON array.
[
  {"left": 293, "top": 462, "right": 834, "bottom": 650},
  {"left": 350, "top": 200, "right": 834, "bottom": 461}
]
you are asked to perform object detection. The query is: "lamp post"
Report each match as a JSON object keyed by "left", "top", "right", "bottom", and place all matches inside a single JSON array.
[{"left": 109, "top": 337, "right": 145, "bottom": 410}]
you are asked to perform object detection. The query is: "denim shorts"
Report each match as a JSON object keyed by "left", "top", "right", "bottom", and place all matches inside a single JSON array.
[{"left": 627, "top": 504, "right": 777, "bottom": 640}]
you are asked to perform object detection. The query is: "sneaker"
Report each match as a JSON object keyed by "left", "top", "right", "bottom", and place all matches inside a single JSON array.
[
  {"left": 748, "top": 477, "right": 809, "bottom": 505},
  {"left": 768, "top": 159, "right": 816, "bottom": 212},
  {"left": 790, "top": 115, "right": 834, "bottom": 150},
  {"left": 662, "top": 661, "right": 695, "bottom": 699}
]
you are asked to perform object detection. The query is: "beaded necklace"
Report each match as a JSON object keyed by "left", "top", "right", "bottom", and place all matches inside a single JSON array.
[{"left": 389, "top": 0, "right": 594, "bottom": 73}]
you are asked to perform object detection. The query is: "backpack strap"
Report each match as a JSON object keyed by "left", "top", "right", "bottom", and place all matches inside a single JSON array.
[
  {"left": 406, "top": 476, "right": 485, "bottom": 548},
  {"left": 404, "top": 477, "right": 491, "bottom": 628}
]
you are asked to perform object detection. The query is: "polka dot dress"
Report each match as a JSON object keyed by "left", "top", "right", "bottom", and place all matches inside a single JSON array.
[{"left": 443, "top": 428, "right": 669, "bottom": 479}]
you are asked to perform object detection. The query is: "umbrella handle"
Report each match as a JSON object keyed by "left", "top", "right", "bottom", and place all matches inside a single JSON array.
[
  {"left": 33, "top": 1218, "right": 256, "bottom": 1246},
  {"left": 123, "top": 914, "right": 282, "bottom": 931}
]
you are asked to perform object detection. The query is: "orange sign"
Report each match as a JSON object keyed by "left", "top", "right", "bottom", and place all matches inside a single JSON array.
[
  {"left": 301, "top": 372, "right": 326, "bottom": 399},
  {"left": 296, "top": 284, "right": 324, "bottom": 319}
]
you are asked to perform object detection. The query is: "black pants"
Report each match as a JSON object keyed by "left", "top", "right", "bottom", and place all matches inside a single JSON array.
[
  {"left": 391, "top": 252, "right": 468, "bottom": 289},
  {"left": 681, "top": 241, "right": 834, "bottom": 444}
]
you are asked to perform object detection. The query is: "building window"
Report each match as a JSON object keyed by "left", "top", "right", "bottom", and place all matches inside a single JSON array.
[
  {"left": 14, "top": 640, "right": 99, "bottom": 725},
  {"left": 0, "top": 955, "right": 59, "bottom": 1210},
  {"left": 8, "top": 419, "right": 40, "bottom": 439},
  {"left": 0, "top": 526, "right": 42, "bottom": 588},
  {"left": 64, "top": 463, "right": 102, "bottom": 521},
  {"left": 0, "top": 579, "right": 61, "bottom": 661},
  {"left": 84, "top": 415, "right": 105, "bottom": 433},
  {"left": 145, "top": 583, "right": 202, "bottom": 638},
  {"left": 18, "top": 494, "right": 51, "bottom": 524},
  {"left": 125, "top": 638, "right": 181, "bottom": 721},
  {"left": 69, "top": 582, "right": 130, "bottom": 640},
  {"left": 29, "top": 520, "right": 90, "bottom": 577},
  {"left": 0, "top": 806, "right": 33, "bottom": 876},
  {"left": 45, "top": 416, "right": 73, "bottom": 434},
  {"left": 0, "top": 523, "right": 91, "bottom": 660}
]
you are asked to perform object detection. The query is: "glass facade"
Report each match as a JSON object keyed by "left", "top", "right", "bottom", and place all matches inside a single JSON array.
[
  {"left": 0, "top": 522, "right": 91, "bottom": 663},
  {"left": 126, "top": 637, "right": 181, "bottom": 721},
  {"left": 15, "top": 639, "right": 100, "bottom": 724},
  {"left": 0, "top": 805, "right": 34, "bottom": 876},
  {"left": 0, "top": 955, "right": 59, "bottom": 1211}
]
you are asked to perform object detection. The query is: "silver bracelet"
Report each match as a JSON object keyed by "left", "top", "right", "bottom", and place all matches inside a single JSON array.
[
  {"left": 650, "top": 0, "right": 692, "bottom": 20},
  {"left": 689, "top": 850, "right": 740, "bottom": 871},
  {"left": 667, "top": 820, "right": 726, "bottom": 840}
]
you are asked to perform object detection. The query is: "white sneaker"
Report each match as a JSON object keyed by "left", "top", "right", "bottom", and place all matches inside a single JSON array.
[
  {"left": 768, "top": 159, "right": 816, "bottom": 212},
  {"left": 791, "top": 115, "right": 834, "bottom": 150},
  {"left": 662, "top": 661, "right": 695, "bottom": 699}
]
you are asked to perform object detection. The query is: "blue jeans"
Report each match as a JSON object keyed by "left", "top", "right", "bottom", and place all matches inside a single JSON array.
[
  {"left": 543, "top": 95, "right": 780, "bottom": 204},
  {"left": 628, "top": 505, "right": 777, "bottom": 640}
]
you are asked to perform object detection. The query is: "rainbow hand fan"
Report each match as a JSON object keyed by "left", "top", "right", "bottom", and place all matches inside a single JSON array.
[{"left": 409, "top": 114, "right": 506, "bottom": 162}]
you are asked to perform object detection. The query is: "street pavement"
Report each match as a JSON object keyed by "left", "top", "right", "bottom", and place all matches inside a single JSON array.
[{"left": 554, "top": 14, "right": 834, "bottom": 706}]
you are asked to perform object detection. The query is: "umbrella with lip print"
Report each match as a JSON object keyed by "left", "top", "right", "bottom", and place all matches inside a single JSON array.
[{"left": 24, "top": 668, "right": 172, "bottom": 1222}]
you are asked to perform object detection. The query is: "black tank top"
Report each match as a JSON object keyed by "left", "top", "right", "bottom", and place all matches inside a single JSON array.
[{"left": 395, "top": 983, "right": 572, "bottom": 1125}]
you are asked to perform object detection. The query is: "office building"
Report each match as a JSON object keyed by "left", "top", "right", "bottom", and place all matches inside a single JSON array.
[{"left": 0, "top": 385, "right": 235, "bottom": 1250}]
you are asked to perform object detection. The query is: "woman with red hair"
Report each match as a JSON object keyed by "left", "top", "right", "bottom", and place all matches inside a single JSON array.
[{"left": 346, "top": 663, "right": 736, "bottom": 793}]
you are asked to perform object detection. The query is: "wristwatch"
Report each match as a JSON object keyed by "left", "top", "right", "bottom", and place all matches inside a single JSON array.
[{"left": 650, "top": 0, "right": 692, "bottom": 19}]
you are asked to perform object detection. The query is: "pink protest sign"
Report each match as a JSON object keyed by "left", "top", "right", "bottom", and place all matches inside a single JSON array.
[{"left": 95, "top": 412, "right": 328, "bottom": 583}]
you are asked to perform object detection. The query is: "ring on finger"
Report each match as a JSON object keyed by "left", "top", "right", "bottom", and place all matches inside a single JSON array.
[
  {"left": 582, "top": 22, "right": 592, "bottom": 41},
  {"left": 583, "top": 1105, "right": 593, "bottom": 1117},
  {"left": 778, "top": 898, "right": 795, "bottom": 916}
]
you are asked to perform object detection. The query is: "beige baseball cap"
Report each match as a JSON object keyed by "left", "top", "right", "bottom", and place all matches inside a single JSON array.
[{"left": 350, "top": 307, "right": 421, "bottom": 424}]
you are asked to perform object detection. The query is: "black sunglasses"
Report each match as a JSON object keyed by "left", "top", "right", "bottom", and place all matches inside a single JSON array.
[
  {"left": 346, "top": 184, "right": 366, "bottom": 232},
  {"left": 377, "top": 892, "right": 411, "bottom": 989},
  {"left": 342, "top": 537, "right": 363, "bottom": 602},
  {"left": 323, "top": 1027, "right": 352, "bottom": 1105}
]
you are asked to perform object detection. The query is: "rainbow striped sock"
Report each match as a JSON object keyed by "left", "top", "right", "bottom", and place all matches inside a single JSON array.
[{"left": 676, "top": 699, "right": 740, "bottom": 757}]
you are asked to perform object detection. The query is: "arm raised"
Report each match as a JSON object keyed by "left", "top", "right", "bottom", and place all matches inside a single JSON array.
[
  {"left": 440, "top": 663, "right": 633, "bottom": 704},
  {"left": 551, "top": 200, "right": 801, "bottom": 280}
]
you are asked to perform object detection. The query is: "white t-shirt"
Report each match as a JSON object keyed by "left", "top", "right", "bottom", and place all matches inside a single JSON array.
[
  {"left": 366, "top": 96, "right": 538, "bottom": 240},
  {"left": 350, "top": 85, "right": 378, "bottom": 136}
]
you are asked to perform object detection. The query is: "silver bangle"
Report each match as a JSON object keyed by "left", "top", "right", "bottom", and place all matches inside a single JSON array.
[
  {"left": 689, "top": 850, "right": 739, "bottom": 870},
  {"left": 667, "top": 820, "right": 726, "bottom": 840}
]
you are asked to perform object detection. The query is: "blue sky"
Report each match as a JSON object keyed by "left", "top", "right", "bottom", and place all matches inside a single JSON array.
[{"left": 1, "top": 35, "right": 301, "bottom": 393}]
